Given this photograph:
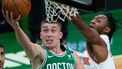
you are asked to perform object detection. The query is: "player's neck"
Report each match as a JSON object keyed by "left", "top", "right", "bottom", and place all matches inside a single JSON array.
[{"left": 50, "top": 46, "right": 64, "bottom": 54}]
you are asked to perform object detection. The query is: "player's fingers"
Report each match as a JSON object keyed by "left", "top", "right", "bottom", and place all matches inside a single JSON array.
[
  {"left": 16, "top": 15, "right": 21, "bottom": 21},
  {"left": 5, "top": 10, "right": 9, "bottom": 20},
  {"left": 2, "top": 10, "right": 13, "bottom": 24},
  {"left": 70, "top": 13, "right": 81, "bottom": 22},
  {"left": 10, "top": 12, "right": 13, "bottom": 20},
  {"left": 2, "top": 9, "right": 10, "bottom": 23},
  {"left": 2, "top": 9, "right": 5, "bottom": 18}
]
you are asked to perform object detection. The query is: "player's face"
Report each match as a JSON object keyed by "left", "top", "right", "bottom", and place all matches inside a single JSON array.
[
  {"left": 89, "top": 15, "right": 109, "bottom": 34},
  {"left": 40, "top": 23, "right": 62, "bottom": 48},
  {"left": 0, "top": 47, "right": 5, "bottom": 69}
]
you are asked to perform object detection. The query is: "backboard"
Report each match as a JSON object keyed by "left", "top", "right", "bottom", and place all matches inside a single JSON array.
[{"left": 51, "top": 0, "right": 106, "bottom": 12}]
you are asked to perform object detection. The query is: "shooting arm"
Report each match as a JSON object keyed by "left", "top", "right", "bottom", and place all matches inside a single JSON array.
[{"left": 2, "top": 10, "right": 45, "bottom": 61}]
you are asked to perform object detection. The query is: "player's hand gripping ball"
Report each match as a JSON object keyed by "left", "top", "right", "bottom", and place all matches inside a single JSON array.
[{"left": 2, "top": 0, "right": 31, "bottom": 20}]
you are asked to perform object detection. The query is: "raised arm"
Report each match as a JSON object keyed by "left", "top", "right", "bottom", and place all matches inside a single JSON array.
[
  {"left": 70, "top": 13, "right": 108, "bottom": 62},
  {"left": 2, "top": 10, "right": 45, "bottom": 62},
  {"left": 70, "top": 14, "right": 100, "bottom": 43}
]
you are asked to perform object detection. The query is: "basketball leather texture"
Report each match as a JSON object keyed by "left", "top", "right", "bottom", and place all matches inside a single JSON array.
[{"left": 2, "top": 0, "right": 31, "bottom": 19}]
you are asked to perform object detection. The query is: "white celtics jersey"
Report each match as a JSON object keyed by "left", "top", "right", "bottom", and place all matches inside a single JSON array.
[{"left": 83, "top": 35, "right": 116, "bottom": 69}]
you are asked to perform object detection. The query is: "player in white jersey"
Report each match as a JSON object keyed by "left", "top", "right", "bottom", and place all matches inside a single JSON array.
[
  {"left": 83, "top": 35, "right": 115, "bottom": 69},
  {"left": 69, "top": 13, "right": 117, "bottom": 69}
]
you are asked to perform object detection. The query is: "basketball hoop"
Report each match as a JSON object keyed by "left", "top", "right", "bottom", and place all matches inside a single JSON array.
[
  {"left": 45, "top": 0, "right": 106, "bottom": 22},
  {"left": 45, "top": 0, "right": 79, "bottom": 22}
]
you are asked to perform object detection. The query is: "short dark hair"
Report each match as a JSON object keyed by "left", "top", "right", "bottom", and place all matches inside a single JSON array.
[{"left": 104, "top": 13, "right": 117, "bottom": 40}]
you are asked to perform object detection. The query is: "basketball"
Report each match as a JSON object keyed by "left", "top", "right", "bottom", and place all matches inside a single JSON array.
[{"left": 2, "top": 0, "right": 31, "bottom": 19}]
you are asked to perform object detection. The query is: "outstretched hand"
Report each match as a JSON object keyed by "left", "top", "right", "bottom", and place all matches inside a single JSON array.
[
  {"left": 63, "top": 8, "right": 82, "bottom": 24},
  {"left": 69, "top": 13, "right": 82, "bottom": 23},
  {"left": 2, "top": 9, "right": 21, "bottom": 29}
]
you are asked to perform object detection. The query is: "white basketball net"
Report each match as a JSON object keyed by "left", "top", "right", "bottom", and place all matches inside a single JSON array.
[{"left": 45, "top": 0, "right": 79, "bottom": 22}]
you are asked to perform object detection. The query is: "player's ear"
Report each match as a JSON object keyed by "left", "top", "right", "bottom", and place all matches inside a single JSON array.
[
  {"left": 104, "top": 27, "right": 111, "bottom": 34},
  {"left": 59, "top": 32, "right": 63, "bottom": 39}
]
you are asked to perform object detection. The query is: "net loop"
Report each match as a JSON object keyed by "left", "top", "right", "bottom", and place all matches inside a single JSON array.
[{"left": 45, "top": 0, "right": 79, "bottom": 22}]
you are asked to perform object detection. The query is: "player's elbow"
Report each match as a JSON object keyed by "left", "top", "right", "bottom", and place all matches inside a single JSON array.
[{"left": 96, "top": 50, "right": 108, "bottom": 63}]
